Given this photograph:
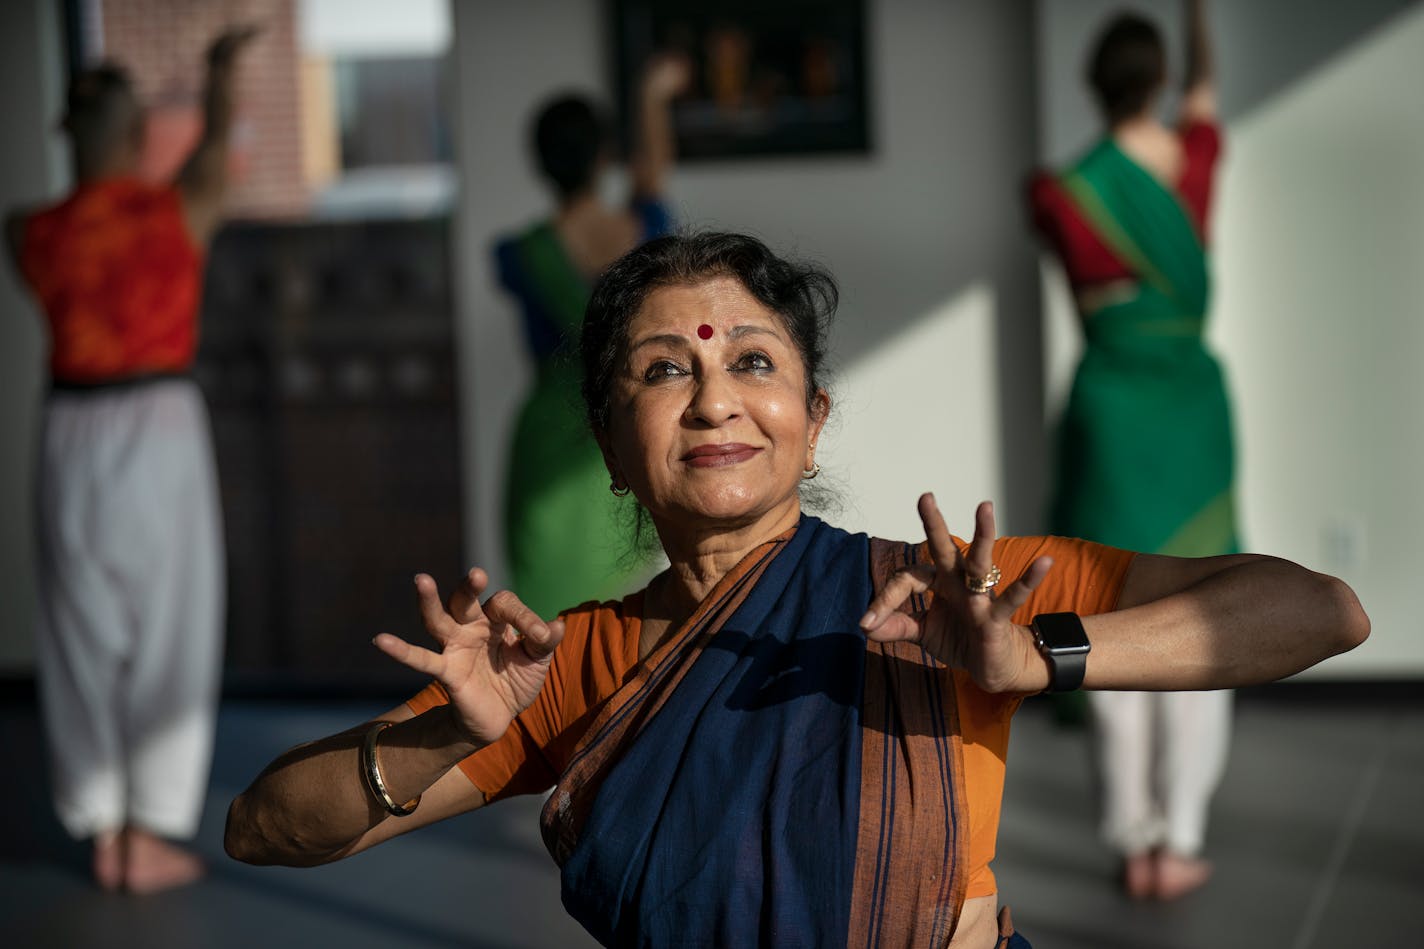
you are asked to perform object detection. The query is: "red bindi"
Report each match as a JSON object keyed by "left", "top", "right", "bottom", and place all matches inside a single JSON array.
[{"left": 697, "top": 323, "right": 714, "bottom": 340}]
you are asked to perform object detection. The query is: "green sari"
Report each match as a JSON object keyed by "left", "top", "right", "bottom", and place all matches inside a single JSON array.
[
  {"left": 500, "top": 224, "right": 633, "bottom": 618},
  {"left": 1052, "top": 139, "right": 1239, "bottom": 558}
]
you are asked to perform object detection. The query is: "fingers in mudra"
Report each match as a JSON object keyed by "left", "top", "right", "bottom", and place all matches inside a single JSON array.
[
  {"left": 447, "top": 567, "right": 490, "bottom": 625},
  {"left": 483, "top": 590, "right": 562, "bottom": 661},
  {"left": 859, "top": 562, "right": 935, "bottom": 640},
  {"left": 372, "top": 572, "right": 566, "bottom": 743},
  {"left": 371, "top": 573, "right": 564, "bottom": 677},
  {"left": 960, "top": 497, "right": 998, "bottom": 587},
  {"left": 860, "top": 495, "right": 962, "bottom": 635},
  {"left": 371, "top": 573, "right": 483, "bottom": 676},
  {"left": 860, "top": 495, "right": 1055, "bottom": 664}
]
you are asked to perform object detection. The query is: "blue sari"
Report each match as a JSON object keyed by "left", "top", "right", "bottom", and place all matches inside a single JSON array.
[{"left": 540, "top": 517, "right": 984, "bottom": 948}]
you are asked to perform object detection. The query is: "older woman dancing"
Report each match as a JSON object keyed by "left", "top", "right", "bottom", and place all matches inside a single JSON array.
[{"left": 225, "top": 233, "right": 1367, "bottom": 949}]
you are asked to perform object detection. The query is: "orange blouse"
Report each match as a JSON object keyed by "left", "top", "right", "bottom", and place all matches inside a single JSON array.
[
  {"left": 20, "top": 178, "right": 203, "bottom": 384},
  {"left": 409, "top": 533, "right": 1134, "bottom": 899}
]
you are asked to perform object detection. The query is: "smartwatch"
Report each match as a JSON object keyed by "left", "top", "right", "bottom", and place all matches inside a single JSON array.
[{"left": 1031, "top": 612, "right": 1091, "bottom": 693}]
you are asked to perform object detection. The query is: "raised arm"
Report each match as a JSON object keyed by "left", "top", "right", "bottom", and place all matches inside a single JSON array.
[
  {"left": 861, "top": 496, "right": 1368, "bottom": 694},
  {"left": 1180, "top": 0, "right": 1216, "bottom": 124},
  {"left": 628, "top": 53, "right": 690, "bottom": 200},
  {"left": 175, "top": 26, "right": 259, "bottom": 246},
  {"left": 224, "top": 569, "right": 564, "bottom": 866}
]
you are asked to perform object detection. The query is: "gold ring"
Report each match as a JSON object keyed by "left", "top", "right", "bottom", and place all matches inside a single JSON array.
[{"left": 964, "top": 564, "right": 1001, "bottom": 595}]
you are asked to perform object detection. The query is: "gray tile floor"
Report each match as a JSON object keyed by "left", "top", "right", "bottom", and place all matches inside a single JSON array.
[{"left": 1, "top": 694, "right": 1419, "bottom": 948}]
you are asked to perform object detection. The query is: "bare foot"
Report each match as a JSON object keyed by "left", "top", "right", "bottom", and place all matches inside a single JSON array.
[
  {"left": 1153, "top": 850, "right": 1212, "bottom": 900},
  {"left": 92, "top": 830, "right": 124, "bottom": 891},
  {"left": 123, "top": 826, "right": 206, "bottom": 895},
  {"left": 1121, "top": 851, "right": 1156, "bottom": 900}
]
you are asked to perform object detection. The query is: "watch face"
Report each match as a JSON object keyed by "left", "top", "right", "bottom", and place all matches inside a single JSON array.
[{"left": 1035, "top": 613, "right": 1091, "bottom": 654}]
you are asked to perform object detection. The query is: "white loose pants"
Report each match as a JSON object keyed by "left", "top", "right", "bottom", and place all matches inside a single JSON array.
[
  {"left": 34, "top": 379, "right": 224, "bottom": 841},
  {"left": 1089, "top": 688, "right": 1233, "bottom": 857}
]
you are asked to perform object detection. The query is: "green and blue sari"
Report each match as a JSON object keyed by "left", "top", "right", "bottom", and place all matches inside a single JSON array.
[{"left": 494, "top": 201, "right": 671, "bottom": 617}]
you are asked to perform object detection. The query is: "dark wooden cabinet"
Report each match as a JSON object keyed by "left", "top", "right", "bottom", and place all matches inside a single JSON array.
[{"left": 197, "top": 217, "right": 464, "bottom": 681}]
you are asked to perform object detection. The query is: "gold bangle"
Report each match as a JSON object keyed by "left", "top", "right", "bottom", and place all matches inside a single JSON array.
[{"left": 361, "top": 721, "right": 421, "bottom": 817}]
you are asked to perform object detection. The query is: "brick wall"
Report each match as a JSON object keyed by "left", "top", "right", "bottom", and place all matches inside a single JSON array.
[{"left": 97, "top": 0, "right": 308, "bottom": 217}]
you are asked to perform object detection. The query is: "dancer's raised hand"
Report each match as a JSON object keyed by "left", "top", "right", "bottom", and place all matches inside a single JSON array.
[
  {"left": 860, "top": 494, "right": 1053, "bottom": 693},
  {"left": 373, "top": 569, "right": 564, "bottom": 746}
]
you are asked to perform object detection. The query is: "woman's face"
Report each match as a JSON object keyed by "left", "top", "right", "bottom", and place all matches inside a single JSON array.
[{"left": 601, "top": 276, "right": 828, "bottom": 537}]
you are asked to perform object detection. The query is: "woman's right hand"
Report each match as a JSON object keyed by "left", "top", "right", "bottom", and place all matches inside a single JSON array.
[
  {"left": 206, "top": 24, "right": 261, "bottom": 71},
  {"left": 641, "top": 52, "right": 692, "bottom": 102},
  {"left": 373, "top": 569, "right": 565, "bottom": 747}
]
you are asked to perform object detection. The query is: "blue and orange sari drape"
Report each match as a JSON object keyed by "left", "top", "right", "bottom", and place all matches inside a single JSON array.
[{"left": 539, "top": 517, "right": 974, "bottom": 947}]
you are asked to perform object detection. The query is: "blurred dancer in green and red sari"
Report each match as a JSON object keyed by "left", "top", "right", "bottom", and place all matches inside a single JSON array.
[
  {"left": 1029, "top": 0, "right": 1236, "bottom": 901},
  {"left": 493, "top": 56, "right": 689, "bottom": 618}
]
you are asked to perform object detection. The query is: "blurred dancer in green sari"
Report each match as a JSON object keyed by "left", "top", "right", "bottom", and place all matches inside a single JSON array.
[
  {"left": 1029, "top": 0, "right": 1235, "bottom": 901},
  {"left": 494, "top": 57, "right": 689, "bottom": 618}
]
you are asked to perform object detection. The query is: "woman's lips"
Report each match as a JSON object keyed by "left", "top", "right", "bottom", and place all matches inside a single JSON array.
[{"left": 682, "top": 443, "right": 762, "bottom": 468}]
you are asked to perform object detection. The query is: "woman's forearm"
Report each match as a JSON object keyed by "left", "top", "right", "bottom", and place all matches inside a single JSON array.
[
  {"left": 1184, "top": 0, "right": 1213, "bottom": 92},
  {"left": 631, "top": 85, "right": 676, "bottom": 198},
  {"left": 224, "top": 705, "right": 481, "bottom": 866},
  {"left": 1083, "top": 556, "right": 1368, "bottom": 690}
]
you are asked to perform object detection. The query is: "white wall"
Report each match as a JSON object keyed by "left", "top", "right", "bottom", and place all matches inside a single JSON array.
[
  {"left": 0, "top": 0, "right": 68, "bottom": 671},
  {"left": 449, "top": 0, "right": 1042, "bottom": 587},
  {"left": 1036, "top": 1, "right": 1424, "bottom": 676},
  {"left": 1211, "top": 7, "right": 1424, "bottom": 676},
  {"left": 4, "top": 1, "right": 1410, "bottom": 676},
  {"left": 299, "top": 0, "right": 449, "bottom": 57}
]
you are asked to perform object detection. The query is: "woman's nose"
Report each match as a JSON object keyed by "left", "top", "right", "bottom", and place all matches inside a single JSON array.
[{"left": 685, "top": 372, "right": 740, "bottom": 426}]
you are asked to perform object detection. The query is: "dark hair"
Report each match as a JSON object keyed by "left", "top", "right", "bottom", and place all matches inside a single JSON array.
[
  {"left": 61, "top": 63, "right": 141, "bottom": 150},
  {"left": 532, "top": 94, "right": 610, "bottom": 200},
  {"left": 1086, "top": 13, "right": 1166, "bottom": 124},
  {"left": 580, "top": 231, "right": 837, "bottom": 436}
]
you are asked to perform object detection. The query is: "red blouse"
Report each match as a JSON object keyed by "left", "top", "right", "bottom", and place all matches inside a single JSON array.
[
  {"left": 1028, "top": 120, "right": 1222, "bottom": 288},
  {"left": 20, "top": 178, "right": 203, "bottom": 384}
]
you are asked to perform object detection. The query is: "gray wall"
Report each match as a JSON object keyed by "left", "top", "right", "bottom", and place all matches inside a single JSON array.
[
  {"left": 0, "top": 0, "right": 66, "bottom": 670},
  {"left": 1035, "top": 0, "right": 1420, "bottom": 164}
]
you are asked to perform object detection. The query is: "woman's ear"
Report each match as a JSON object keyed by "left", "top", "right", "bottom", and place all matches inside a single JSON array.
[
  {"left": 807, "top": 389, "right": 830, "bottom": 465},
  {"left": 810, "top": 388, "right": 831, "bottom": 429},
  {"left": 594, "top": 430, "right": 623, "bottom": 487}
]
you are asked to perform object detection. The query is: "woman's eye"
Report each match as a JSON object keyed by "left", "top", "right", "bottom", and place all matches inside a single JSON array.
[
  {"left": 643, "top": 360, "right": 686, "bottom": 381},
  {"left": 735, "top": 351, "right": 774, "bottom": 372}
]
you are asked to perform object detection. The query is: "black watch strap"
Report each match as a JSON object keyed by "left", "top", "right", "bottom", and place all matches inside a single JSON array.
[{"left": 1032, "top": 612, "right": 1091, "bottom": 693}]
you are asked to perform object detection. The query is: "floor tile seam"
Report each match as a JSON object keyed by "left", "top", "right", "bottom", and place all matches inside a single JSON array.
[{"left": 1288, "top": 712, "right": 1397, "bottom": 949}]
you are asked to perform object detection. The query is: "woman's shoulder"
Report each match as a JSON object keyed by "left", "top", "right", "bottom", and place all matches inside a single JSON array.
[
  {"left": 1025, "top": 168, "right": 1064, "bottom": 208},
  {"left": 554, "top": 590, "right": 645, "bottom": 668},
  {"left": 557, "top": 589, "right": 644, "bottom": 632}
]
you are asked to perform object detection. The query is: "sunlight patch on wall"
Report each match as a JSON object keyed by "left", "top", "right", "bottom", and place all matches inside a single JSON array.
[
  {"left": 1210, "top": 7, "right": 1424, "bottom": 675},
  {"left": 819, "top": 282, "right": 1003, "bottom": 542}
]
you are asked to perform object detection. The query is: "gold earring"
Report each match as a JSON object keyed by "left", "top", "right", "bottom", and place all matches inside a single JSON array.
[
  {"left": 610, "top": 479, "right": 631, "bottom": 497},
  {"left": 801, "top": 463, "right": 821, "bottom": 480}
]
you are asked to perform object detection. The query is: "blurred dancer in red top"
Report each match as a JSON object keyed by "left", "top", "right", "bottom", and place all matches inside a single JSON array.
[{"left": 5, "top": 26, "right": 257, "bottom": 894}]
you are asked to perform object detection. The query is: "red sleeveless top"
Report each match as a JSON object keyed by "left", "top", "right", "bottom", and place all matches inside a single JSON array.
[{"left": 20, "top": 178, "right": 203, "bottom": 384}]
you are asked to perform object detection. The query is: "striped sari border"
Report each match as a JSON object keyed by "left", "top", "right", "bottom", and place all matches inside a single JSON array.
[{"left": 848, "top": 540, "right": 970, "bottom": 948}]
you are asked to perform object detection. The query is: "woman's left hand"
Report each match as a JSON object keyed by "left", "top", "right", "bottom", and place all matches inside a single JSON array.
[{"left": 859, "top": 494, "right": 1054, "bottom": 693}]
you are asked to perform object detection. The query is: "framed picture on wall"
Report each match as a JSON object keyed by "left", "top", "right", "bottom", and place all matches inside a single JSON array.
[{"left": 611, "top": 0, "right": 871, "bottom": 161}]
